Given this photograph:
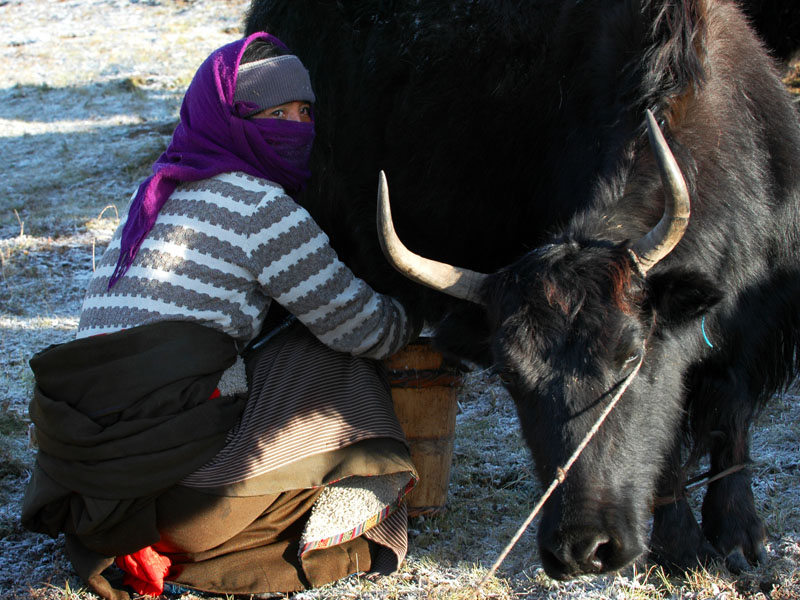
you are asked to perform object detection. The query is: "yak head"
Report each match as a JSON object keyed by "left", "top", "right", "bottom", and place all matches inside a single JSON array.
[{"left": 377, "top": 112, "right": 722, "bottom": 578}]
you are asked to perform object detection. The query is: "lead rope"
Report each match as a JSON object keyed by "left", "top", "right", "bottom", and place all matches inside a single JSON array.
[
  {"left": 477, "top": 347, "right": 646, "bottom": 588},
  {"left": 651, "top": 463, "right": 746, "bottom": 508}
]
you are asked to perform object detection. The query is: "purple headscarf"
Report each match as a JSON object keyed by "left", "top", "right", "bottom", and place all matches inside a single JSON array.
[{"left": 108, "top": 32, "right": 316, "bottom": 288}]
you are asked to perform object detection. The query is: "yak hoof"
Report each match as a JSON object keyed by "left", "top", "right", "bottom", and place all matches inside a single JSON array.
[
  {"left": 724, "top": 543, "right": 768, "bottom": 573},
  {"left": 725, "top": 547, "right": 750, "bottom": 573},
  {"left": 649, "top": 537, "right": 720, "bottom": 574},
  {"left": 650, "top": 497, "right": 726, "bottom": 573}
]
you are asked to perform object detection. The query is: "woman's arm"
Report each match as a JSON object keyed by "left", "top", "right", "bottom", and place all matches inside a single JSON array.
[{"left": 248, "top": 189, "right": 420, "bottom": 358}]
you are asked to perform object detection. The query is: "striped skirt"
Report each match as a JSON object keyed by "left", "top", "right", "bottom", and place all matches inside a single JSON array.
[{"left": 160, "top": 322, "right": 417, "bottom": 594}]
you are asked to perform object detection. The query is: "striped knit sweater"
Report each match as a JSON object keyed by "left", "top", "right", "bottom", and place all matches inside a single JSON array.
[{"left": 78, "top": 172, "right": 414, "bottom": 359}]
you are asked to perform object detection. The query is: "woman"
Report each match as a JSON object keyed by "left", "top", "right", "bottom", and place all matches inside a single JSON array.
[{"left": 22, "top": 33, "right": 419, "bottom": 599}]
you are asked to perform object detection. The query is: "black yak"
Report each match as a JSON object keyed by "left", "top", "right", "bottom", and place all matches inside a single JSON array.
[{"left": 246, "top": 0, "right": 800, "bottom": 580}]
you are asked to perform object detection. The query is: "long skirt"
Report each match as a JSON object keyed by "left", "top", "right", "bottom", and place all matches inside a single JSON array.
[{"left": 152, "top": 322, "right": 417, "bottom": 595}]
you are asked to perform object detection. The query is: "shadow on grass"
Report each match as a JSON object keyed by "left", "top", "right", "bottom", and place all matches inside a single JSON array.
[{"left": 0, "top": 78, "right": 180, "bottom": 235}]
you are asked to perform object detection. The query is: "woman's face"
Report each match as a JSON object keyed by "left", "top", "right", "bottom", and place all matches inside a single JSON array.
[{"left": 253, "top": 101, "right": 312, "bottom": 123}]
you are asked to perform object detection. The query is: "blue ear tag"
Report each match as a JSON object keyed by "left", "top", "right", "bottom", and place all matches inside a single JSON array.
[{"left": 701, "top": 316, "right": 714, "bottom": 349}]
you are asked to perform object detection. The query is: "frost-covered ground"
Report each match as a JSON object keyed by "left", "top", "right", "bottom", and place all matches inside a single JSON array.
[{"left": 1, "top": 1, "right": 799, "bottom": 599}]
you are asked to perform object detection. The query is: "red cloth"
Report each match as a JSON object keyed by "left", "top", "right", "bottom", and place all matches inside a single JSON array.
[{"left": 115, "top": 546, "right": 172, "bottom": 596}]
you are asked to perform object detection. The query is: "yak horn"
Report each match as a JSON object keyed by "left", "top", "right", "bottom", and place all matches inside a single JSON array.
[
  {"left": 376, "top": 171, "right": 487, "bottom": 304},
  {"left": 630, "top": 110, "right": 691, "bottom": 273}
]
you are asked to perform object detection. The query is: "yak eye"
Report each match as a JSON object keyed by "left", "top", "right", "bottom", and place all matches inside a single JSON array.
[
  {"left": 614, "top": 344, "right": 642, "bottom": 370},
  {"left": 623, "top": 348, "right": 643, "bottom": 368}
]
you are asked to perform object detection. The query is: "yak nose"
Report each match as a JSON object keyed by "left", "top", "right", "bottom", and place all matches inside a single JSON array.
[{"left": 540, "top": 531, "right": 628, "bottom": 579}]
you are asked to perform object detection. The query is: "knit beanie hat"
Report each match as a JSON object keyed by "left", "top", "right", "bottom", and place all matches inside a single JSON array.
[{"left": 234, "top": 55, "right": 316, "bottom": 111}]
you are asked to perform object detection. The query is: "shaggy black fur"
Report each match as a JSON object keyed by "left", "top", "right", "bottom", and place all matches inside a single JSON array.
[{"left": 246, "top": 0, "right": 800, "bottom": 580}]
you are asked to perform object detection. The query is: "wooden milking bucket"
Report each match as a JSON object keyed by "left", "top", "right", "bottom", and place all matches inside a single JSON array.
[{"left": 384, "top": 337, "right": 461, "bottom": 517}]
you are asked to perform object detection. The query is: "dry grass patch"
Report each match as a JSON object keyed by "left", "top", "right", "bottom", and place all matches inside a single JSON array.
[{"left": 784, "top": 58, "right": 800, "bottom": 96}]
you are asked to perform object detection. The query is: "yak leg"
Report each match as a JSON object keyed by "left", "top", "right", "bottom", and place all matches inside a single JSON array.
[
  {"left": 700, "top": 401, "right": 768, "bottom": 572},
  {"left": 649, "top": 442, "right": 719, "bottom": 572}
]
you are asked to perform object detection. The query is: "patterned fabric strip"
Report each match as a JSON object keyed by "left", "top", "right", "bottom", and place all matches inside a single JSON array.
[{"left": 299, "top": 476, "right": 417, "bottom": 556}]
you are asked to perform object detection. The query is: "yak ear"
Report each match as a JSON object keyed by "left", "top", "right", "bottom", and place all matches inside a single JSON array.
[{"left": 646, "top": 267, "right": 723, "bottom": 325}]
